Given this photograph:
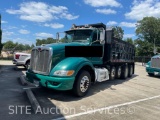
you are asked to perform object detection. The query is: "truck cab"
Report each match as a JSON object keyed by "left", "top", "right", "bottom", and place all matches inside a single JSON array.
[
  {"left": 26, "top": 23, "right": 135, "bottom": 97},
  {"left": 146, "top": 55, "right": 160, "bottom": 76}
]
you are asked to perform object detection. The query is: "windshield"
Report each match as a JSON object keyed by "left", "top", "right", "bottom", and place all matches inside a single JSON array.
[{"left": 64, "top": 30, "right": 93, "bottom": 43}]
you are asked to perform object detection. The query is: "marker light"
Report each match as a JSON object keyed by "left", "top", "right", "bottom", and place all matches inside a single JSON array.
[{"left": 54, "top": 70, "right": 75, "bottom": 76}]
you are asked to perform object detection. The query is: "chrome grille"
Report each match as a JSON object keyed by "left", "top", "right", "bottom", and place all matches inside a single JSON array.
[
  {"left": 30, "top": 47, "right": 52, "bottom": 75},
  {"left": 151, "top": 58, "right": 160, "bottom": 68}
]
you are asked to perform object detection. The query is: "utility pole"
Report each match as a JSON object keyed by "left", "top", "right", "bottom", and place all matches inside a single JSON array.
[
  {"left": 154, "top": 38, "right": 156, "bottom": 54},
  {"left": 153, "top": 34, "right": 157, "bottom": 55}
]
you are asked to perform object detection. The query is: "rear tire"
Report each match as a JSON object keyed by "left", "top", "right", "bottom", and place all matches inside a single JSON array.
[
  {"left": 25, "top": 61, "right": 30, "bottom": 70},
  {"left": 148, "top": 73, "right": 154, "bottom": 76},
  {"left": 128, "top": 65, "right": 133, "bottom": 77},
  {"left": 73, "top": 70, "right": 91, "bottom": 97},
  {"left": 110, "top": 66, "right": 116, "bottom": 80},
  {"left": 116, "top": 66, "right": 122, "bottom": 78},
  {"left": 121, "top": 65, "right": 128, "bottom": 79}
]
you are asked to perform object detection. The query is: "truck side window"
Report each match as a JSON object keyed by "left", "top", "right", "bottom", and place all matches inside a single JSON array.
[{"left": 92, "top": 32, "right": 100, "bottom": 44}]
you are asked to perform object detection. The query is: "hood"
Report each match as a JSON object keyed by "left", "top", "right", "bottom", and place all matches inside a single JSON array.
[
  {"left": 152, "top": 55, "right": 160, "bottom": 59},
  {"left": 45, "top": 42, "right": 89, "bottom": 51}
]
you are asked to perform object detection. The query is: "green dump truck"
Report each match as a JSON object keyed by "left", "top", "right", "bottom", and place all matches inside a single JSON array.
[{"left": 26, "top": 23, "right": 135, "bottom": 97}]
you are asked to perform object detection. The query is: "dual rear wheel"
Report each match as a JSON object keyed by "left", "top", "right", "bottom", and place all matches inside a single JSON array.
[{"left": 110, "top": 64, "right": 133, "bottom": 80}]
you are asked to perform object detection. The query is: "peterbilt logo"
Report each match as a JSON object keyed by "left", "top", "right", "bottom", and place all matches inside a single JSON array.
[{"left": 37, "top": 48, "right": 42, "bottom": 51}]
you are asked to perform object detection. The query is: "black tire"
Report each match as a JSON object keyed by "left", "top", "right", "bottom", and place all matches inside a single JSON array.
[
  {"left": 73, "top": 70, "right": 91, "bottom": 97},
  {"left": 148, "top": 73, "right": 154, "bottom": 76},
  {"left": 110, "top": 66, "right": 116, "bottom": 80},
  {"left": 121, "top": 65, "right": 128, "bottom": 79},
  {"left": 128, "top": 65, "right": 133, "bottom": 77},
  {"left": 25, "top": 61, "right": 30, "bottom": 70},
  {"left": 116, "top": 66, "right": 122, "bottom": 78}
]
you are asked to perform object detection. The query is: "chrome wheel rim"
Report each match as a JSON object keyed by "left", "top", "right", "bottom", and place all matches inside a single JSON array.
[
  {"left": 130, "top": 66, "right": 133, "bottom": 75},
  {"left": 111, "top": 68, "right": 116, "bottom": 78},
  {"left": 80, "top": 76, "right": 89, "bottom": 93},
  {"left": 27, "top": 63, "right": 30, "bottom": 69},
  {"left": 118, "top": 67, "right": 121, "bottom": 77},
  {"left": 125, "top": 67, "right": 128, "bottom": 77}
]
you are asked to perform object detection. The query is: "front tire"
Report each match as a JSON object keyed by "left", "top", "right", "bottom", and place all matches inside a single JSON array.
[
  {"left": 148, "top": 73, "right": 154, "bottom": 76},
  {"left": 73, "top": 70, "right": 91, "bottom": 97}
]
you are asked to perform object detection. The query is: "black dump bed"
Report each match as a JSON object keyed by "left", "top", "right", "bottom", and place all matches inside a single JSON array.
[
  {"left": 103, "top": 31, "right": 135, "bottom": 64},
  {"left": 70, "top": 23, "right": 135, "bottom": 64}
]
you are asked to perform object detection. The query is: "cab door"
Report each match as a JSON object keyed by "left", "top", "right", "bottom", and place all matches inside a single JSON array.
[{"left": 90, "top": 31, "right": 103, "bottom": 65}]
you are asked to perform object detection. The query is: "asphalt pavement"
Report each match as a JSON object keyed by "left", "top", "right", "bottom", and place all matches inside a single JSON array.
[{"left": 0, "top": 61, "right": 160, "bottom": 120}]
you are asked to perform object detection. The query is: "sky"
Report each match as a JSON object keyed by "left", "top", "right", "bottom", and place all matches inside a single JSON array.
[{"left": 0, "top": 0, "right": 160, "bottom": 45}]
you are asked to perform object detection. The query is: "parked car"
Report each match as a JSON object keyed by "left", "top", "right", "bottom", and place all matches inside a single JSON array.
[{"left": 13, "top": 52, "right": 31, "bottom": 69}]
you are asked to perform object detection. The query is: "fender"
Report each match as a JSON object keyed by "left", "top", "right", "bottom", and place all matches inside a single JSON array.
[
  {"left": 147, "top": 61, "right": 151, "bottom": 66},
  {"left": 146, "top": 61, "right": 151, "bottom": 68},
  {"left": 24, "top": 57, "right": 30, "bottom": 64},
  {"left": 49, "top": 57, "right": 95, "bottom": 77}
]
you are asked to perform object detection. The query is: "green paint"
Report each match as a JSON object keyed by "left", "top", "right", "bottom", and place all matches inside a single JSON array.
[
  {"left": 146, "top": 56, "right": 160, "bottom": 74},
  {"left": 27, "top": 28, "right": 103, "bottom": 90}
]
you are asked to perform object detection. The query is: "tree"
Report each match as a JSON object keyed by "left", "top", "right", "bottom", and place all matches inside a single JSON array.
[
  {"left": 59, "top": 37, "right": 66, "bottom": 43},
  {"left": 3, "top": 41, "right": 16, "bottom": 50},
  {"left": 3, "top": 41, "right": 32, "bottom": 52},
  {"left": 16, "top": 44, "right": 25, "bottom": 51},
  {"left": 134, "top": 39, "right": 153, "bottom": 56},
  {"left": 124, "top": 38, "right": 134, "bottom": 44},
  {"left": 36, "top": 38, "right": 56, "bottom": 46},
  {"left": 136, "top": 17, "right": 160, "bottom": 45},
  {"left": 46, "top": 38, "right": 56, "bottom": 44},
  {"left": 24, "top": 44, "right": 31, "bottom": 50},
  {"left": 112, "top": 26, "right": 124, "bottom": 40},
  {"left": 31, "top": 44, "right": 35, "bottom": 48},
  {"left": 36, "top": 39, "right": 41, "bottom": 46}
]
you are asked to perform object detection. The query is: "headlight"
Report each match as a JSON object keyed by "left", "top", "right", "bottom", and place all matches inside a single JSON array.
[
  {"left": 54, "top": 70, "right": 75, "bottom": 76},
  {"left": 146, "top": 65, "right": 149, "bottom": 67}
]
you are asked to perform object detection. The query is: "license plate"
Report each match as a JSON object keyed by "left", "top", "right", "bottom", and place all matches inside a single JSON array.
[
  {"left": 33, "top": 79, "right": 40, "bottom": 86},
  {"left": 154, "top": 72, "right": 159, "bottom": 75}
]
